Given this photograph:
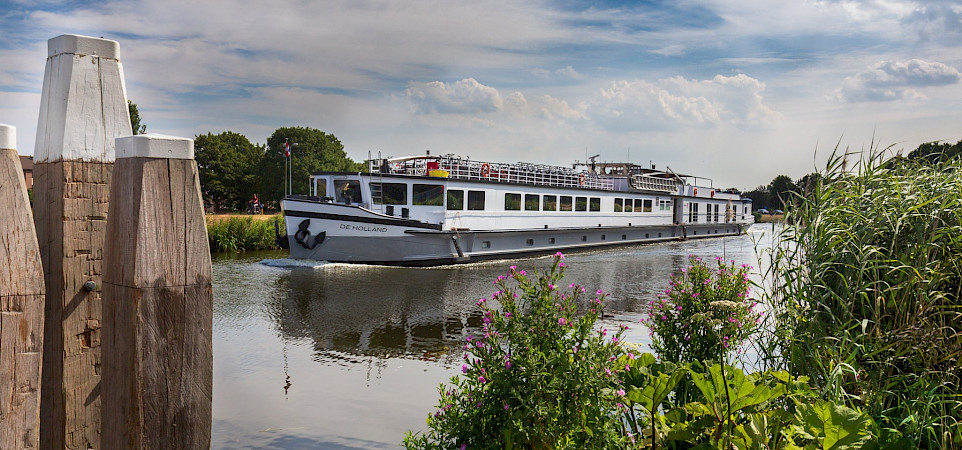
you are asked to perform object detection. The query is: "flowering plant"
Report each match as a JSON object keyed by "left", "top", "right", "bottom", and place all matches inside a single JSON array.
[
  {"left": 642, "top": 256, "right": 760, "bottom": 364},
  {"left": 404, "top": 253, "right": 630, "bottom": 449}
]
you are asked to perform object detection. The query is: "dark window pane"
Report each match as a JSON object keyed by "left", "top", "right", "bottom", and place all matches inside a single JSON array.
[
  {"left": 614, "top": 198, "right": 623, "bottom": 212},
  {"left": 589, "top": 197, "right": 600, "bottom": 212},
  {"left": 543, "top": 195, "right": 557, "bottom": 211},
  {"left": 413, "top": 184, "right": 444, "bottom": 206},
  {"left": 524, "top": 194, "right": 540, "bottom": 211},
  {"left": 560, "top": 196, "right": 573, "bottom": 211},
  {"left": 505, "top": 193, "right": 521, "bottom": 210},
  {"left": 447, "top": 190, "right": 464, "bottom": 210},
  {"left": 370, "top": 182, "right": 407, "bottom": 205},
  {"left": 468, "top": 191, "right": 486, "bottom": 210}
]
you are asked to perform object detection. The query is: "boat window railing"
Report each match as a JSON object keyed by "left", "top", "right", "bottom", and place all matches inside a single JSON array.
[{"left": 370, "top": 154, "right": 617, "bottom": 191}]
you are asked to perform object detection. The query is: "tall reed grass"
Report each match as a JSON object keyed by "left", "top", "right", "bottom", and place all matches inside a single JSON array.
[
  {"left": 206, "top": 215, "right": 283, "bottom": 253},
  {"left": 759, "top": 146, "right": 962, "bottom": 447}
]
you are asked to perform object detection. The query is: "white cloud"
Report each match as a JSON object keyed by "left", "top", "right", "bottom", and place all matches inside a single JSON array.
[
  {"left": 589, "top": 74, "right": 781, "bottom": 131},
  {"left": 406, "top": 78, "right": 506, "bottom": 114},
  {"left": 836, "top": 59, "right": 961, "bottom": 102}
]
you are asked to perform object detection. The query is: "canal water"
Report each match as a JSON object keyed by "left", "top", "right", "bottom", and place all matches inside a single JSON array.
[{"left": 211, "top": 223, "right": 778, "bottom": 449}]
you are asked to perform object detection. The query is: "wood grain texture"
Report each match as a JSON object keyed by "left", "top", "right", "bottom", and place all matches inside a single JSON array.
[
  {"left": 34, "top": 160, "right": 111, "bottom": 450},
  {"left": 102, "top": 157, "right": 213, "bottom": 449},
  {"left": 0, "top": 149, "right": 45, "bottom": 449}
]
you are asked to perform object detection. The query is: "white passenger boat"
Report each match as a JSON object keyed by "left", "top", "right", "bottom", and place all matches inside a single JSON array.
[{"left": 279, "top": 153, "right": 753, "bottom": 265}]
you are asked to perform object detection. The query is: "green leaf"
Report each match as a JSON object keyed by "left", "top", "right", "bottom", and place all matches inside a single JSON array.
[{"left": 794, "top": 400, "right": 874, "bottom": 450}]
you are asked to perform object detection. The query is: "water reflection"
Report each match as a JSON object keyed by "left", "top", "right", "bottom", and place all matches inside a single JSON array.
[{"left": 211, "top": 224, "right": 778, "bottom": 449}]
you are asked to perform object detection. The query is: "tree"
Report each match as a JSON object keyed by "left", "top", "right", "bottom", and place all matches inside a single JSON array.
[
  {"left": 907, "top": 139, "right": 962, "bottom": 164},
  {"left": 128, "top": 100, "right": 146, "bottom": 135},
  {"left": 194, "top": 131, "right": 265, "bottom": 211},
  {"left": 260, "top": 126, "right": 365, "bottom": 203},
  {"left": 741, "top": 186, "right": 771, "bottom": 210},
  {"left": 768, "top": 174, "right": 794, "bottom": 209}
]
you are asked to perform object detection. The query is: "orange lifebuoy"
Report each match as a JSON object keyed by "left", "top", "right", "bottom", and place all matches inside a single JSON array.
[
  {"left": 578, "top": 173, "right": 586, "bottom": 186},
  {"left": 481, "top": 163, "right": 490, "bottom": 178},
  {"left": 711, "top": 190, "right": 715, "bottom": 198}
]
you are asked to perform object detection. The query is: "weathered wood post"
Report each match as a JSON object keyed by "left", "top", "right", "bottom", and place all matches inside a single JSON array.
[
  {"left": 102, "top": 134, "right": 213, "bottom": 448},
  {"left": 0, "top": 125, "right": 45, "bottom": 448},
  {"left": 33, "top": 34, "right": 131, "bottom": 449}
]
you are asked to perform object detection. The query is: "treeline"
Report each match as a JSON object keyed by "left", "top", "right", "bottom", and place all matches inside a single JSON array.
[
  {"left": 195, "top": 126, "right": 366, "bottom": 212},
  {"left": 741, "top": 139, "right": 962, "bottom": 210}
]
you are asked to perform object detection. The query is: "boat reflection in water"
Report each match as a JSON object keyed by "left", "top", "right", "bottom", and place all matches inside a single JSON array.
[{"left": 266, "top": 262, "right": 492, "bottom": 366}]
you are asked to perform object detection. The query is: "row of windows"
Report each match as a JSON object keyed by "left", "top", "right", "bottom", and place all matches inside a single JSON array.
[{"left": 337, "top": 181, "right": 739, "bottom": 220}]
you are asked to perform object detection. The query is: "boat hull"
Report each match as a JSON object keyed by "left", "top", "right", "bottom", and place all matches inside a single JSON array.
[{"left": 283, "top": 197, "right": 749, "bottom": 266}]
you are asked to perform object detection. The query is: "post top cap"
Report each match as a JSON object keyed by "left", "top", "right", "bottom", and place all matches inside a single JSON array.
[
  {"left": 48, "top": 34, "right": 120, "bottom": 59},
  {"left": 116, "top": 134, "right": 194, "bottom": 160},
  {"left": 0, "top": 124, "right": 15, "bottom": 150}
]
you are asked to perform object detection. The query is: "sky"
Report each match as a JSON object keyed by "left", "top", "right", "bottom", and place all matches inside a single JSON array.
[{"left": 1, "top": 0, "right": 961, "bottom": 189}]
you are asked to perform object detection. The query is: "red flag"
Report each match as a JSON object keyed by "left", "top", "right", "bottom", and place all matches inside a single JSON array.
[{"left": 284, "top": 140, "right": 291, "bottom": 159}]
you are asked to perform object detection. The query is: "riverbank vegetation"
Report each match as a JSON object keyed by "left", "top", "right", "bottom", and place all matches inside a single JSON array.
[
  {"left": 405, "top": 145, "right": 962, "bottom": 448},
  {"left": 206, "top": 214, "right": 282, "bottom": 252}
]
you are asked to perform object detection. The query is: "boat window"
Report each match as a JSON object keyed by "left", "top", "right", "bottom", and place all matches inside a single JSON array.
[
  {"left": 413, "top": 184, "right": 444, "bottom": 206},
  {"left": 643, "top": 199, "right": 653, "bottom": 212},
  {"left": 659, "top": 199, "right": 672, "bottom": 211},
  {"left": 589, "top": 197, "right": 600, "bottom": 212},
  {"left": 335, "top": 180, "right": 362, "bottom": 204},
  {"left": 714, "top": 204, "right": 720, "bottom": 222},
  {"left": 524, "top": 194, "right": 540, "bottom": 211},
  {"left": 468, "top": 191, "right": 486, "bottom": 210},
  {"left": 560, "top": 196, "right": 573, "bottom": 211},
  {"left": 614, "top": 198, "right": 623, "bottom": 212},
  {"left": 370, "top": 182, "right": 407, "bottom": 205},
  {"left": 447, "top": 190, "right": 464, "bottom": 210},
  {"left": 634, "top": 199, "right": 644, "bottom": 212},
  {"left": 624, "top": 198, "right": 633, "bottom": 213},
  {"left": 505, "top": 193, "right": 521, "bottom": 211},
  {"left": 575, "top": 197, "right": 587, "bottom": 212},
  {"left": 315, "top": 179, "right": 327, "bottom": 198},
  {"left": 543, "top": 195, "right": 557, "bottom": 211}
]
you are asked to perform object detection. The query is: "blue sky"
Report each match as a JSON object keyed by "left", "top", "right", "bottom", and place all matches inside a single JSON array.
[{"left": 2, "top": 0, "right": 961, "bottom": 188}]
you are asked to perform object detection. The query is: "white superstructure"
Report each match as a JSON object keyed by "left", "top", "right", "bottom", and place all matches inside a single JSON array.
[{"left": 280, "top": 154, "right": 753, "bottom": 265}]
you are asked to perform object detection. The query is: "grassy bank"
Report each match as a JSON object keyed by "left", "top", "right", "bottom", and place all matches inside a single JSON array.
[
  {"left": 206, "top": 214, "right": 283, "bottom": 252},
  {"left": 762, "top": 149, "right": 962, "bottom": 447}
]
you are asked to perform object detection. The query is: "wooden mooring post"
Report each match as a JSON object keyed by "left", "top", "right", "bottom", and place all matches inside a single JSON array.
[
  {"left": 33, "top": 34, "right": 132, "bottom": 449},
  {"left": 1, "top": 125, "right": 45, "bottom": 448},
  {"left": 102, "top": 134, "right": 213, "bottom": 448}
]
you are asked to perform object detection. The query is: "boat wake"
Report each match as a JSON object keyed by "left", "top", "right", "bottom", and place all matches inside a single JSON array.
[{"left": 259, "top": 258, "right": 328, "bottom": 269}]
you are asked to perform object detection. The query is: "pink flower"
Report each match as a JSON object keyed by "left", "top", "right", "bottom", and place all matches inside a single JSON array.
[
  {"left": 479, "top": 376, "right": 486, "bottom": 383},
  {"left": 462, "top": 364, "right": 468, "bottom": 373},
  {"left": 554, "top": 251, "right": 565, "bottom": 259},
  {"left": 558, "top": 317, "right": 568, "bottom": 326},
  {"left": 617, "top": 389, "right": 626, "bottom": 396},
  {"left": 504, "top": 404, "right": 510, "bottom": 410}
]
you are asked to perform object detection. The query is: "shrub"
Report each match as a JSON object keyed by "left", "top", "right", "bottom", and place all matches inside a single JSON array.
[
  {"left": 206, "top": 215, "right": 282, "bottom": 252},
  {"left": 404, "top": 254, "right": 630, "bottom": 449},
  {"left": 641, "top": 256, "right": 760, "bottom": 365}
]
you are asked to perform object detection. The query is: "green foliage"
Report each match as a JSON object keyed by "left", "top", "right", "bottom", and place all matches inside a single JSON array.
[
  {"left": 206, "top": 215, "right": 281, "bottom": 252},
  {"left": 769, "top": 174, "right": 795, "bottom": 209},
  {"left": 261, "top": 126, "right": 364, "bottom": 204},
  {"left": 620, "top": 359, "right": 876, "bottom": 449},
  {"left": 128, "top": 100, "right": 146, "bottom": 134},
  {"left": 906, "top": 139, "right": 962, "bottom": 165},
  {"left": 763, "top": 146, "right": 962, "bottom": 448},
  {"left": 195, "top": 131, "right": 265, "bottom": 212},
  {"left": 642, "top": 256, "right": 760, "bottom": 365},
  {"left": 404, "top": 254, "right": 630, "bottom": 449}
]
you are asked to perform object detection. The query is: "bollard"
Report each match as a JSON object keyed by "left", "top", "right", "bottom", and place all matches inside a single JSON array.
[
  {"left": 0, "top": 125, "right": 45, "bottom": 448},
  {"left": 33, "top": 34, "right": 131, "bottom": 449},
  {"left": 102, "top": 134, "right": 213, "bottom": 449}
]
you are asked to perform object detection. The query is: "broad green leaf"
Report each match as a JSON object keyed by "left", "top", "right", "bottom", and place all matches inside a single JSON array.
[{"left": 794, "top": 400, "right": 873, "bottom": 450}]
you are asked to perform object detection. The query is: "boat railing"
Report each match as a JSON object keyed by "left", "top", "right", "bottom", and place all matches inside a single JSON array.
[
  {"left": 628, "top": 174, "right": 680, "bottom": 194},
  {"left": 371, "top": 154, "right": 615, "bottom": 190}
]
